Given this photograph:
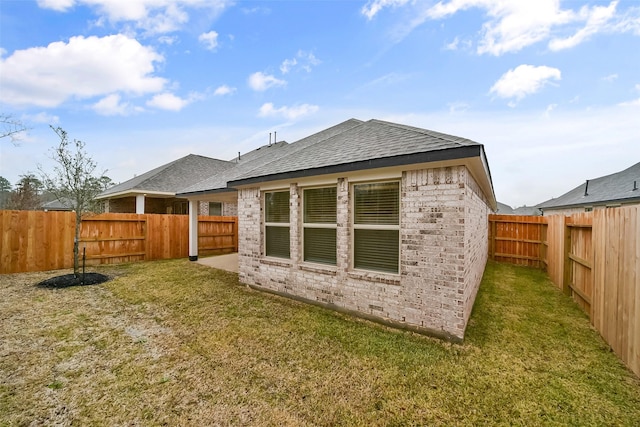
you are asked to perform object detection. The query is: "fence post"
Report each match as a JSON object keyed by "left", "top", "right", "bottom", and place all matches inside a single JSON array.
[{"left": 562, "top": 216, "right": 572, "bottom": 296}]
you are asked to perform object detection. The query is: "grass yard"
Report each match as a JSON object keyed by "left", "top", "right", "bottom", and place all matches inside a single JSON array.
[{"left": 1, "top": 260, "right": 639, "bottom": 426}]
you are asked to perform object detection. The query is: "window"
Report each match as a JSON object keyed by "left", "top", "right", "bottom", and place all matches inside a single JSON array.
[
  {"left": 353, "top": 182, "right": 399, "bottom": 273},
  {"left": 209, "top": 202, "right": 222, "bottom": 216},
  {"left": 173, "top": 201, "right": 188, "bottom": 215},
  {"left": 303, "top": 187, "right": 337, "bottom": 265},
  {"left": 264, "top": 191, "right": 290, "bottom": 258}
]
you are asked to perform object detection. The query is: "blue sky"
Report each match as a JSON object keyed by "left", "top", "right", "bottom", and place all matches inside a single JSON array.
[{"left": 1, "top": 0, "right": 639, "bottom": 208}]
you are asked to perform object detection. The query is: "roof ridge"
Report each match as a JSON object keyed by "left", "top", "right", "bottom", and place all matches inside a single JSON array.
[{"left": 368, "top": 119, "right": 479, "bottom": 147}]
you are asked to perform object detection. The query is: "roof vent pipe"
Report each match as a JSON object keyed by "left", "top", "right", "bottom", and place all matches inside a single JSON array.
[
  {"left": 238, "top": 151, "right": 241, "bottom": 161},
  {"left": 269, "top": 132, "right": 272, "bottom": 146},
  {"left": 274, "top": 131, "right": 277, "bottom": 143},
  {"left": 584, "top": 179, "right": 589, "bottom": 196},
  {"left": 634, "top": 180, "right": 638, "bottom": 191}
]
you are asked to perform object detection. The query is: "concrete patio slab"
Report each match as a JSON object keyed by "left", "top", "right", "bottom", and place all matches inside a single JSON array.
[{"left": 195, "top": 253, "right": 238, "bottom": 273}]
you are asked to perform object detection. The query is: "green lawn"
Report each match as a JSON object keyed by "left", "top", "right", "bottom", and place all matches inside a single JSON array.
[{"left": 1, "top": 259, "right": 639, "bottom": 426}]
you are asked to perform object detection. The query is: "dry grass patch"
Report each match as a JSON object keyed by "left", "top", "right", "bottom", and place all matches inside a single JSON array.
[{"left": 1, "top": 259, "right": 639, "bottom": 426}]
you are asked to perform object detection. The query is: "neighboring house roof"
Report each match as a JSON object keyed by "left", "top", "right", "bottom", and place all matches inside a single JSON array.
[
  {"left": 512, "top": 205, "right": 542, "bottom": 216},
  {"left": 176, "top": 140, "right": 291, "bottom": 196},
  {"left": 42, "top": 198, "right": 74, "bottom": 211},
  {"left": 178, "top": 119, "right": 364, "bottom": 196},
  {"left": 223, "top": 119, "right": 496, "bottom": 208},
  {"left": 538, "top": 161, "right": 640, "bottom": 211},
  {"left": 96, "top": 154, "right": 235, "bottom": 200},
  {"left": 496, "top": 202, "right": 514, "bottom": 214}
]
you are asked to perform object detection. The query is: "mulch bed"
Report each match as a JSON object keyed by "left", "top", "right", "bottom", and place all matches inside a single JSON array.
[{"left": 36, "top": 273, "right": 111, "bottom": 288}]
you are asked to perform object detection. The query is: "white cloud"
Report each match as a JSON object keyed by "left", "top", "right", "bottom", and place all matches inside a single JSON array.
[
  {"left": 549, "top": 1, "right": 618, "bottom": 51},
  {"left": 92, "top": 94, "right": 135, "bottom": 116},
  {"left": 444, "top": 37, "right": 460, "bottom": 51},
  {"left": 36, "top": 0, "right": 74, "bottom": 11},
  {"left": 146, "top": 92, "right": 194, "bottom": 111},
  {"left": 0, "top": 35, "right": 166, "bottom": 108},
  {"left": 280, "top": 50, "right": 321, "bottom": 74},
  {"left": 248, "top": 72, "right": 286, "bottom": 91},
  {"left": 619, "top": 83, "right": 640, "bottom": 106},
  {"left": 368, "top": 0, "right": 633, "bottom": 55},
  {"left": 361, "top": 0, "right": 411, "bottom": 20},
  {"left": 213, "top": 85, "right": 235, "bottom": 96},
  {"left": 447, "top": 101, "right": 469, "bottom": 113},
  {"left": 490, "top": 65, "right": 561, "bottom": 104},
  {"left": 544, "top": 103, "right": 558, "bottom": 118},
  {"left": 428, "top": 0, "right": 575, "bottom": 55},
  {"left": 602, "top": 73, "right": 619, "bottom": 82},
  {"left": 24, "top": 112, "right": 60, "bottom": 124},
  {"left": 280, "top": 58, "right": 297, "bottom": 74},
  {"left": 198, "top": 31, "right": 219, "bottom": 51},
  {"left": 158, "top": 35, "right": 178, "bottom": 45},
  {"left": 37, "top": 0, "right": 231, "bottom": 35},
  {"left": 258, "top": 103, "right": 319, "bottom": 120}
]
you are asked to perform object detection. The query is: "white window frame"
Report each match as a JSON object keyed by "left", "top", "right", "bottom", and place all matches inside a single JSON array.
[
  {"left": 263, "top": 190, "right": 290, "bottom": 259},
  {"left": 351, "top": 180, "right": 400, "bottom": 274},
  {"left": 302, "top": 186, "right": 337, "bottom": 266}
]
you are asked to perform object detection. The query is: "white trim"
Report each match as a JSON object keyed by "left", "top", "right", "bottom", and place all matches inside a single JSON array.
[
  {"left": 135, "top": 194, "right": 145, "bottom": 214},
  {"left": 96, "top": 190, "right": 176, "bottom": 200},
  {"left": 188, "top": 200, "right": 198, "bottom": 259}
]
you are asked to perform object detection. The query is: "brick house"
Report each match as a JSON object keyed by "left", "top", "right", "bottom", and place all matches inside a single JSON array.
[
  {"left": 179, "top": 119, "right": 496, "bottom": 341},
  {"left": 96, "top": 154, "right": 236, "bottom": 215}
]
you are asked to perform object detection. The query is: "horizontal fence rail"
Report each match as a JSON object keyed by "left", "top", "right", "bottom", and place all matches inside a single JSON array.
[
  {"left": 0, "top": 211, "right": 237, "bottom": 274},
  {"left": 489, "top": 208, "right": 639, "bottom": 378}
]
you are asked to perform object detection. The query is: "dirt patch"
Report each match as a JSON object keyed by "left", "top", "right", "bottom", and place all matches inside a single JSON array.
[{"left": 35, "top": 273, "right": 110, "bottom": 288}]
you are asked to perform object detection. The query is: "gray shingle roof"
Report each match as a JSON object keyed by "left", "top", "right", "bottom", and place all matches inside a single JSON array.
[
  {"left": 229, "top": 119, "right": 482, "bottom": 185},
  {"left": 538, "top": 161, "right": 640, "bottom": 210},
  {"left": 177, "top": 119, "right": 364, "bottom": 195},
  {"left": 97, "top": 154, "right": 234, "bottom": 198}
]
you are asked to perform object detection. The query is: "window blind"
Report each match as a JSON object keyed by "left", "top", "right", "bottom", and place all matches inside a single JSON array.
[
  {"left": 303, "top": 187, "right": 337, "bottom": 265},
  {"left": 354, "top": 182, "right": 399, "bottom": 225},
  {"left": 353, "top": 182, "right": 399, "bottom": 273},
  {"left": 265, "top": 191, "right": 290, "bottom": 259}
]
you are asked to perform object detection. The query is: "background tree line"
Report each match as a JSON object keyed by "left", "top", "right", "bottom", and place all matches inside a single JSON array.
[{"left": 0, "top": 173, "right": 113, "bottom": 211}]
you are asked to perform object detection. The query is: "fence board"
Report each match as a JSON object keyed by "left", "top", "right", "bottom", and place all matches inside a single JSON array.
[{"left": 0, "top": 211, "right": 238, "bottom": 274}]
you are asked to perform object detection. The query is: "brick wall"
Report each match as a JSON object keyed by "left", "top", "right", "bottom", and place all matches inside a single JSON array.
[
  {"left": 198, "top": 201, "right": 239, "bottom": 216},
  {"left": 237, "top": 165, "right": 491, "bottom": 341}
]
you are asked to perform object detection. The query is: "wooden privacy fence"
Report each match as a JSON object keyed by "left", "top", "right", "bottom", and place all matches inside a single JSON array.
[
  {"left": 489, "top": 215, "right": 547, "bottom": 269},
  {"left": 0, "top": 211, "right": 238, "bottom": 274},
  {"left": 489, "top": 207, "right": 639, "bottom": 377}
]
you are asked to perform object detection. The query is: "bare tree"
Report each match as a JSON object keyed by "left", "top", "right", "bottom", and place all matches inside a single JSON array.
[
  {"left": 1, "top": 114, "right": 29, "bottom": 143},
  {"left": 7, "top": 174, "right": 43, "bottom": 210},
  {"left": 0, "top": 176, "right": 11, "bottom": 209},
  {"left": 39, "top": 126, "right": 112, "bottom": 277}
]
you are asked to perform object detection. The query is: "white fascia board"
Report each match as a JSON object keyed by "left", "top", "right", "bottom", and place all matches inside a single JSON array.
[{"left": 95, "top": 190, "right": 176, "bottom": 200}]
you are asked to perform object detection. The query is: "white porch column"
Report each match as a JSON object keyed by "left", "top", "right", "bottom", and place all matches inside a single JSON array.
[
  {"left": 188, "top": 199, "right": 199, "bottom": 261},
  {"left": 135, "top": 194, "right": 145, "bottom": 214}
]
